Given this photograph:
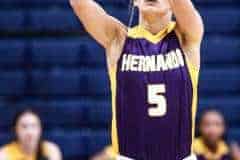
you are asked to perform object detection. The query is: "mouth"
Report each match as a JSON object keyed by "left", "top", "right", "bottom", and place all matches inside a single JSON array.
[{"left": 145, "top": 0, "right": 157, "bottom": 5}]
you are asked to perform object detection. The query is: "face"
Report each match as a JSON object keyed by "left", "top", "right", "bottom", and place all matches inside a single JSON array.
[
  {"left": 135, "top": 0, "right": 171, "bottom": 17},
  {"left": 15, "top": 112, "right": 42, "bottom": 150},
  {"left": 200, "top": 111, "right": 225, "bottom": 145}
]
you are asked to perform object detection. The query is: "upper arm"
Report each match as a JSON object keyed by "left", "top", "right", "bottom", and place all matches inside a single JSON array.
[
  {"left": 44, "top": 142, "right": 62, "bottom": 160},
  {"left": 70, "top": 0, "right": 126, "bottom": 49},
  {"left": 169, "top": 0, "right": 204, "bottom": 45}
]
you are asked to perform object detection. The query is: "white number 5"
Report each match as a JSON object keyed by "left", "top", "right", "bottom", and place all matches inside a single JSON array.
[{"left": 147, "top": 84, "right": 167, "bottom": 117}]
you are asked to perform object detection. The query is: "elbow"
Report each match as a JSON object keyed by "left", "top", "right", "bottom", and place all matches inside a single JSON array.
[
  {"left": 201, "top": 19, "right": 205, "bottom": 36},
  {"left": 69, "top": 0, "right": 78, "bottom": 7},
  {"left": 198, "top": 15, "right": 205, "bottom": 39}
]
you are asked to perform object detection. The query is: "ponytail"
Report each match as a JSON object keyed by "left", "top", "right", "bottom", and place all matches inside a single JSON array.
[{"left": 36, "top": 140, "right": 48, "bottom": 160}]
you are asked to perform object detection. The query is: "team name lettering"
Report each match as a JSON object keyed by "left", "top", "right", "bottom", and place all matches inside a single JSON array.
[{"left": 121, "top": 49, "right": 185, "bottom": 72}]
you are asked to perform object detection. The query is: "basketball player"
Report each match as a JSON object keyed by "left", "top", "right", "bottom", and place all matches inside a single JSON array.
[
  {"left": 70, "top": 0, "right": 204, "bottom": 159},
  {"left": 0, "top": 109, "right": 62, "bottom": 160}
]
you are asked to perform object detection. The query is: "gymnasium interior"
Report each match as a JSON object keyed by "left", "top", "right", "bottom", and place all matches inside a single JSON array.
[{"left": 0, "top": 0, "right": 239, "bottom": 159}]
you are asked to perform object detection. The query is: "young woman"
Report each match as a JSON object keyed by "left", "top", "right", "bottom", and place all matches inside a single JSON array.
[
  {"left": 0, "top": 109, "right": 62, "bottom": 160},
  {"left": 70, "top": 0, "right": 204, "bottom": 159},
  {"left": 194, "top": 109, "right": 230, "bottom": 160}
]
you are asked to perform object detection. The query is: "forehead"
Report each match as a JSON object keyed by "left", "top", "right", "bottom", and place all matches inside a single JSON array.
[
  {"left": 202, "top": 112, "right": 224, "bottom": 122},
  {"left": 17, "top": 113, "right": 40, "bottom": 124}
]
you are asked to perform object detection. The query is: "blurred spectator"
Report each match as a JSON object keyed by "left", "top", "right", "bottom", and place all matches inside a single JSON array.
[
  {"left": 193, "top": 109, "right": 229, "bottom": 160},
  {"left": 90, "top": 146, "right": 115, "bottom": 160},
  {"left": 230, "top": 143, "right": 240, "bottom": 160},
  {"left": 0, "top": 108, "right": 62, "bottom": 160}
]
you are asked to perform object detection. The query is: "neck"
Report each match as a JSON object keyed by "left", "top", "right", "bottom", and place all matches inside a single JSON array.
[
  {"left": 139, "top": 12, "right": 172, "bottom": 34},
  {"left": 18, "top": 142, "right": 37, "bottom": 156},
  {"left": 203, "top": 139, "right": 219, "bottom": 153}
]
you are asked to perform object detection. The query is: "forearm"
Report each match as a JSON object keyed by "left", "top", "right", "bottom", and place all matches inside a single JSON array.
[
  {"left": 70, "top": 0, "right": 92, "bottom": 9},
  {"left": 70, "top": 0, "right": 112, "bottom": 47},
  {"left": 168, "top": 0, "right": 195, "bottom": 9},
  {"left": 168, "top": 0, "right": 198, "bottom": 18},
  {"left": 70, "top": 0, "right": 107, "bottom": 18}
]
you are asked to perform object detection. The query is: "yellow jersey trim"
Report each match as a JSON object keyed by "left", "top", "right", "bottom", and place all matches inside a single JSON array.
[
  {"left": 193, "top": 137, "right": 229, "bottom": 159},
  {"left": 2, "top": 142, "right": 36, "bottom": 160},
  {"left": 127, "top": 22, "right": 176, "bottom": 44},
  {"left": 2, "top": 141, "right": 50, "bottom": 160},
  {"left": 109, "top": 67, "right": 119, "bottom": 155},
  {"left": 185, "top": 56, "right": 199, "bottom": 153}
]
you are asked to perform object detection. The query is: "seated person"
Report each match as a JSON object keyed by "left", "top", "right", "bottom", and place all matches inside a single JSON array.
[
  {"left": 193, "top": 109, "right": 230, "bottom": 160},
  {"left": 0, "top": 108, "right": 62, "bottom": 160}
]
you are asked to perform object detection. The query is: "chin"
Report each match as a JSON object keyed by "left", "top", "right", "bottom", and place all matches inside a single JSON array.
[
  {"left": 142, "top": 4, "right": 158, "bottom": 10},
  {"left": 141, "top": 8, "right": 169, "bottom": 18},
  {"left": 141, "top": 4, "right": 170, "bottom": 15},
  {"left": 23, "top": 140, "right": 37, "bottom": 146}
]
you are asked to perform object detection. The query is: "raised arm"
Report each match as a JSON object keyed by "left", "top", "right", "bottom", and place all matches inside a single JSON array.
[
  {"left": 168, "top": 0, "right": 204, "bottom": 45},
  {"left": 70, "top": 0, "right": 126, "bottom": 49}
]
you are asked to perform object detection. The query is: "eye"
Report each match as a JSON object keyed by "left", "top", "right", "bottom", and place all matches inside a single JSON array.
[{"left": 21, "top": 123, "right": 28, "bottom": 129}]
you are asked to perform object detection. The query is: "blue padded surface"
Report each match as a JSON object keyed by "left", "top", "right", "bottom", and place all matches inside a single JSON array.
[
  {"left": 227, "top": 128, "right": 240, "bottom": 142},
  {"left": 199, "top": 68, "right": 240, "bottom": 93},
  {"left": 31, "top": 38, "right": 105, "bottom": 67},
  {"left": 0, "top": 71, "right": 26, "bottom": 96},
  {"left": 202, "top": 36, "right": 240, "bottom": 64},
  {"left": 0, "top": 10, "right": 25, "bottom": 32},
  {"left": 29, "top": 9, "right": 81, "bottom": 32},
  {"left": 0, "top": 7, "right": 239, "bottom": 34},
  {"left": 200, "top": 8, "right": 240, "bottom": 33},
  {"left": 0, "top": 40, "right": 26, "bottom": 67},
  {"left": 30, "top": 69, "right": 110, "bottom": 96}
]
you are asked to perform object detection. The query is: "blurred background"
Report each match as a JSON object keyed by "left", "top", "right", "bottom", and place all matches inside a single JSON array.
[{"left": 0, "top": 0, "right": 239, "bottom": 159}]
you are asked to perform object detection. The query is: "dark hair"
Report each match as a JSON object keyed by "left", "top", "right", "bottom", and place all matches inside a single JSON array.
[
  {"left": 196, "top": 108, "right": 226, "bottom": 138},
  {"left": 199, "top": 109, "right": 225, "bottom": 125},
  {"left": 13, "top": 108, "right": 48, "bottom": 160}
]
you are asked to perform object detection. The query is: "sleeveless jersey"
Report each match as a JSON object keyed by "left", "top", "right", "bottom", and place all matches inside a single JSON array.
[
  {"left": 193, "top": 137, "right": 230, "bottom": 160},
  {"left": 2, "top": 142, "right": 49, "bottom": 160},
  {"left": 109, "top": 22, "right": 199, "bottom": 160}
]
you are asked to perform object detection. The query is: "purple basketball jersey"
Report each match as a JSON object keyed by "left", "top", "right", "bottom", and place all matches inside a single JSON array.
[{"left": 109, "top": 22, "right": 199, "bottom": 160}]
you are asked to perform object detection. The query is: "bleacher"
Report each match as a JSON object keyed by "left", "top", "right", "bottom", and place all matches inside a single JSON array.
[{"left": 0, "top": 0, "right": 239, "bottom": 159}]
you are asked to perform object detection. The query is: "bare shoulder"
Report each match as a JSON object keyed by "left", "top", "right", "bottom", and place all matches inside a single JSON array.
[
  {"left": 44, "top": 141, "right": 62, "bottom": 160},
  {"left": 106, "top": 26, "right": 127, "bottom": 68}
]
